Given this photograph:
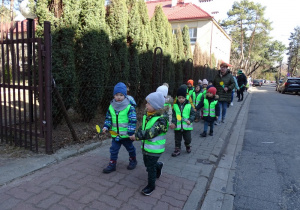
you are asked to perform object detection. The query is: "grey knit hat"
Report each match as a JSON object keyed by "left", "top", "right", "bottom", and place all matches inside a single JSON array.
[{"left": 146, "top": 92, "right": 165, "bottom": 110}]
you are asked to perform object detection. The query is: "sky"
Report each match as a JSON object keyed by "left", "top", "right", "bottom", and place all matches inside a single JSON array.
[{"left": 191, "top": 0, "right": 300, "bottom": 62}]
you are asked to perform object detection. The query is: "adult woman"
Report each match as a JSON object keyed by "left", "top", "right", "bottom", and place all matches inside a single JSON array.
[{"left": 213, "top": 62, "right": 235, "bottom": 125}]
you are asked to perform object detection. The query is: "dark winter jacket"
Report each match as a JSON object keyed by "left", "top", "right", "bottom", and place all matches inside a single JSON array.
[
  {"left": 237, "top": 73, "right": 247, "bottom": 88},
  {"left": 213, "top": 70, "right": 235, "bottom": 103}
]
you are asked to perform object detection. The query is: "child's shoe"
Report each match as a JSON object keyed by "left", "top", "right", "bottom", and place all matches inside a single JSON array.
[
  {"left": 200, "top": 131, "right": 207, "bottom": 137},
  {"left": 103, "top": 160, "right": 116, "bottom": 173},
  {"left": 171, "top": 148, "right": 181, "bottom": 157},
  {"left": 127, "top": 157, "right": 137, "bottom": 170},
  {"left": 141, "top": 185, "right": 155, "bottom": 196},
  {"left": 156, "top": 162, "right": 164, "bottom": 179},
  {"left": 186, "top": 146, "right": 191, "bottom": 153},
  {"left": 209, "top": 130, "right": 213, "bottom": 136}
]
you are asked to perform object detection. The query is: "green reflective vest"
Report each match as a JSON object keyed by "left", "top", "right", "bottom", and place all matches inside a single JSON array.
[
  {"left": 203, "top": 99, "right": 218, "bottom": 117},
  {"left": 194, "top": 92, "right": 203, "bottom": 106},
  {"left": 186, "top": 88, "right": 194, "bottom": 100},
  {"left": 109, "top": 104, "right": 131, "bottom": 138},
  {"left": 173, "top": 103, "right": 193, "bottom": 130},
  {"left": 141, "top": 115, "right": 167, "bottom": 153}
]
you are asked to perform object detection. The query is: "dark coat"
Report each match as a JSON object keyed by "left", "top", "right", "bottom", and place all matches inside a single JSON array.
[
  {"left": 213, "top": 70, "right": 235, "bottom": 103},
  {"left": 237, "top": 73, "right": 247, "bottom": 87}
]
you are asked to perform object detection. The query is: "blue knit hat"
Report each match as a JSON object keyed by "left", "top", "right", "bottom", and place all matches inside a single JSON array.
[{"left": 113, "top": 82, "right": 127, "bottom": 96}]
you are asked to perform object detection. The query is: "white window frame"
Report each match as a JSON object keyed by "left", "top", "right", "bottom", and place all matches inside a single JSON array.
[{"left": 189, "top": 28, "right": 197, "bottom": 43}]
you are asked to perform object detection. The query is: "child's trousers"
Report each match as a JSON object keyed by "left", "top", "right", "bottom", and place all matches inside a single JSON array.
[
  {"left": 204, "top": 121, "right": 214, "bottom": 132},
  {"left": 110, "top": 138, "right": 136, "bottom": 161},
  {"left": 143, "top": 154, "right": 160, "bottom": 187},
  {"left": 174, "top": 130, "right": 192, "bottom": 148}
]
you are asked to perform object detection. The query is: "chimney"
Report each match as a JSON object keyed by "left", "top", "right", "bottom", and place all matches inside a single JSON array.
[{"left": 172, "top": 0, "right": 178, "bottom": 7}]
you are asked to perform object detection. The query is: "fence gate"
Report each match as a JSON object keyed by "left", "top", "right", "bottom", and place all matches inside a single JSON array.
[{"left": 0, "top": 20, "right": 52, "bottom": 154}]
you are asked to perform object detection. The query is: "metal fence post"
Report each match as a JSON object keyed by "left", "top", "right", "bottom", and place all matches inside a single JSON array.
[{"left": 44, "top": 21, "right": 53, "bottom": 154}]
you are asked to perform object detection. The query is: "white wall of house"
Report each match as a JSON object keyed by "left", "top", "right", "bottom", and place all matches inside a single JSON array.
[{"left": 171, "top": 19, "right": 231, "bottom": 67}]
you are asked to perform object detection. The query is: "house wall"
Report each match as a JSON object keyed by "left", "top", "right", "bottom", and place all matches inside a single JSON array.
[{"left": 170, "top": 19, "right": 231, "bottom": 67}]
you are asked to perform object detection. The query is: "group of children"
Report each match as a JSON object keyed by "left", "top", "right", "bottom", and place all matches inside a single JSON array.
[{"left": 101, "top": 80, "right": 219, "bottom": 196}]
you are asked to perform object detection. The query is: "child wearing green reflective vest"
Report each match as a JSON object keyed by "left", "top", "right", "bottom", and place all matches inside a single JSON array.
[
  {"left": 193, "top": 84, "right": 203, "bottom": 122},
  {"left": 169, "top": 86, "right": 196, "bottom": 156},
  {"left": 196, "top": 86, "right": 220, "bottom": 137},
  {"left": 102, "top": 82, "right": 137, "bottom": 174},
  {"left": 130, "top": 92, "right": 169, "bottom": 196},
  {"left": 186, "top": 79, "right": 195, "bottom": 101}
]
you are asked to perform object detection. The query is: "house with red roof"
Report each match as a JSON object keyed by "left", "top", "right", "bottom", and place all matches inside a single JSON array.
[{"left": 146, "top": 0, "right": 231, "bottom": 66}]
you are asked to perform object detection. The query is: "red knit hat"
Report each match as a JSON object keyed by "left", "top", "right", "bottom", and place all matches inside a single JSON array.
[
  {"left": 187, "top": 79, "right": 194, "bottom": 86},
  {"left": 207, "top": 87, "right": 217, "bottom": 96}
]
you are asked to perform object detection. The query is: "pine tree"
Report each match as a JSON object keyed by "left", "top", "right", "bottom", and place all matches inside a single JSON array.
[
  {"left": 35, "top": 0, "right": 80, "bottom": 127},
  {"left": 174, "top": 28, "right": 184, "bottom": 89},
  {"left": 75, "top": 0, "right": 110, "bottom": 122},
  {"left": 127, "top": 0, "right": 141, "bottom": 100},
  {"left": 182, "top": 25, "right": 192, "bottom": 59},
  {"left": 137, "top": 0, "right": 153, "bottom": 102},
  {"left": 106, "top": 0, "right": 129, "bottom": 86}
]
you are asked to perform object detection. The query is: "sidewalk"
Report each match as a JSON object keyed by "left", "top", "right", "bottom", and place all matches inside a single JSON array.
[{"left": 0, "top": 91, "right": 251, "bottom": 210}]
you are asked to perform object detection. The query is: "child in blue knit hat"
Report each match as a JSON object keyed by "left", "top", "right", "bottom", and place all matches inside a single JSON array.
[{"left": 102, "top": 82, "right": 137, "bottom": 173}]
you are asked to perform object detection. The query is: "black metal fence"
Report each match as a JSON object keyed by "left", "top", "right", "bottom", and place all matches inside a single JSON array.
[
  {"left": 0, "top": 20, "right": 52, "bottom": 154},
  {"left": 0, "top": 20, "right": 218, "bottom": 154}
]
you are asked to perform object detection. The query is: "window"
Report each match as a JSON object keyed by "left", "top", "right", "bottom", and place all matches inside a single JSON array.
[
  {"left": 172, "top": 29, "right": 177, "bottom": 34},
  {"left": 189, "top": 28, "right": 197, "bottom": 43}
]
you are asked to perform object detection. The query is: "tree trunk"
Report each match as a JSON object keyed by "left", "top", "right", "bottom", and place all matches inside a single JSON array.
[
  {"left": 239, "top": 19, "right": 244, "bottom": 69},
  {"left": 10, "top": 0, "right": 14, "bottom": 21},
  {"left": 245, "top": 16, "right": 258, "bottom": 73}
]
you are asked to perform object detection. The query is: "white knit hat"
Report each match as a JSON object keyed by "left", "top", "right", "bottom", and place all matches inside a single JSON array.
[
  {"left": 156, "top": 85, "right": 168, "bottom": 98},
  {"left": 202, "top": 79, "right": 208, "bottom": 85}
]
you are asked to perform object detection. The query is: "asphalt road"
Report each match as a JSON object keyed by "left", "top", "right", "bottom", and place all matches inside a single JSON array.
[{"left": 233, "top": 84, "right": 300, "bottom": 209}]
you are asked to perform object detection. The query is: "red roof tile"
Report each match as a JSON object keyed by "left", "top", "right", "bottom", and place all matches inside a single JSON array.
[{"left": 146, "top": 0, "right": 212, "bottom": 21}]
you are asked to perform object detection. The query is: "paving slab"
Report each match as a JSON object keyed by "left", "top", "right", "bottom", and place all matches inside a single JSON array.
[{"left": 0, "top": 92, "right": 250, "bottom": 209}]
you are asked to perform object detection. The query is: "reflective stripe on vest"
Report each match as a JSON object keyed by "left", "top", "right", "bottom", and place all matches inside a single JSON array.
[
  {"left": 141, "top": 115, "right": 167, "bottom": 153},
  {"left": 203, "top": 99, "right": 218, "bottom": 117},
  {"left": 173, "top": 103, "right": 193, "bottom": 130},
  {"left": 109, "top": 104, "right": 131, "bottom": 138}
]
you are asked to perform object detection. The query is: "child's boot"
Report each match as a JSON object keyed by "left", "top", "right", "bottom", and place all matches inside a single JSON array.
[
  {"left": 103, "top": 160, "right": 116, "bottom": 173},
  {"left": 209, "top": 130, "right": 213, "bottom": 136},
  {"left": 141, "top": 184, "right": 156, "bottom": 196},
  {"left": 127, "top": 157, "right": 137, "bottom": 170},
  {"left": 200, "top": 131, "right": 207, "bottom": 137},
  {"left": 171, "top": 148, "right": 181, "bottom": 157},
  {"left": 186, "top": 145, "right": 191, "bottom": 153}
]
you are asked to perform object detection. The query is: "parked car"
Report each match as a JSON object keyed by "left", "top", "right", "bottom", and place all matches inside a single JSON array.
[
  {"left": 277, "top": 77, "right": 300, "bottom": 94},
  {"left": 252, "top": 79, "right": 262, "bottom": 87}
]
